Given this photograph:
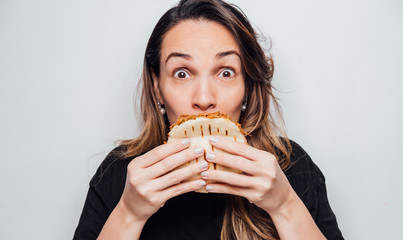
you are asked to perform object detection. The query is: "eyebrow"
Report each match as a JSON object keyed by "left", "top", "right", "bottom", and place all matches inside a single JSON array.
[
  {"left": 216, "top": 50, "right": 241, "bottom": 59},
  {"left": 164, "top": 50, "right": 241, "bottom": 65},
  {"left": 165, "top": 52, "right": 192, "bottom": 65}
]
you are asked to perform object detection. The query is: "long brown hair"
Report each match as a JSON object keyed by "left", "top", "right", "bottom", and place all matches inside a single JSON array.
[{"left": 120, "top": 0, "right": 291, "bottom": 239}]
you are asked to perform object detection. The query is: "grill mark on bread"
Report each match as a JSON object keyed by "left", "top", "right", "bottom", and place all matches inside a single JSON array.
[
  {"left": 169, "top": 112, "right": 248, "bottom": 136},
  {"left": 201, "top": 125, "right": 203, "bottom": 137},
  {"left": 167, "top": 113, "right": 249, "bottom": 194}
]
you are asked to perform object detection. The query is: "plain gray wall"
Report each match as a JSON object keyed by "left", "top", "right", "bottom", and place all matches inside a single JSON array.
[{"left": 1, "top": 0, "right": 402, "bottom": 239}]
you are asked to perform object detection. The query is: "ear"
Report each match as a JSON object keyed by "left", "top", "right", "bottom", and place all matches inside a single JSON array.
[{"left": 152, "top": 71, "right": 164, "bottom": 104}]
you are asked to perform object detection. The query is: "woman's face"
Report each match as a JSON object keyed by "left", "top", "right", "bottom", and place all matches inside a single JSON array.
[{"left": 153, "top": 20, "right": 245, "bottom": 125}]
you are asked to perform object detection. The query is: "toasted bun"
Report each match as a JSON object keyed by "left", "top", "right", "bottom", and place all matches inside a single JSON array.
[{"left": 167, "top": 112, "right": 247, "bottom": 193}]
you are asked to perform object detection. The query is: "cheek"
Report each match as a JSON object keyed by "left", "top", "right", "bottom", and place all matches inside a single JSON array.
[
  {"left": 163, "top": 88, "right": 183, "bottom": 105},
  {"left": 160, "top": 85, "right": 192, "bottom": 123},
  {"left": 224, "top": 94, "right": 244, "bottom": 110},
  {"left": 219, "top": 90, "right": 243, "bottom": 105},
  {"left": 159, "top": 78, "right": 182, "bottom": 105},
  {"left": 217, "top": 85, "right": 245, "bottom": 119}
]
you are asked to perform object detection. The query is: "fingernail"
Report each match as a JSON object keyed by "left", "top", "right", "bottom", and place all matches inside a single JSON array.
[
  {"left": 181, "top": 139, "right": 190, "bottom": 145},
  {"left": 201, "top": 171, "right": 209, "bottom": 177},
  {"left": 194, "top": 147, "right": 204, "bottom": 154},
  {"left": 198, "top": 180, "right": 206, "bottom": 186},
  {"left": 206, "top": 153, "right": 215, "bottom": 161},
  {"left": 206, "top": 185, "right": 213, "bottom": 191},
  {"left": 209, "top": 137, "right": 218, "bottom": 143},
  {"left": 199, "top": 161, "right": 208, "bottom": 169}
]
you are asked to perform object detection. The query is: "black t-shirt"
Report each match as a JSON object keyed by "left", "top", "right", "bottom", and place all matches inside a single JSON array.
[{"left": 73, "top": 141, "right": 344, "bottom": 239}]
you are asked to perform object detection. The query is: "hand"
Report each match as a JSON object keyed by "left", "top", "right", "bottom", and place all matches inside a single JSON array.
[
  {"left": 119, "top": 139, "right": 209, "bottom": 222},
  {"left": 200, "top": 136, "right": 294, "bottom": 214}
]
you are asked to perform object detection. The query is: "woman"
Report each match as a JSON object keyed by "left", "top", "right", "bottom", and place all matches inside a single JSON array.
[{"left": 74, "top": 0, "right": 343, "bottom": 239}]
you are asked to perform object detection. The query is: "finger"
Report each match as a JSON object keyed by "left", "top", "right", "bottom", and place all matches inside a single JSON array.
[
  {"left": 153, "top": 159, "right": 209, "bottom": 191},
  {"left": 209, "top": 136, "right": 269, "bottom": 161},
  {"left": 160, "top": 179, "right": 207, "bottom": 202},
  {"left": 147, "top": 146, "right": 204, "bottom": 179},
  {"left": 135, "top": 139, "right": 191, "bottom": 168},
  {"left": 199, "top": 169, "right": 254, "bottom": 188},
  {"left": 205, "top": 150, "right": 258, "bottom": 175},
  {"left": 204, "top": 183, "right": 255, "bottom": 200}
]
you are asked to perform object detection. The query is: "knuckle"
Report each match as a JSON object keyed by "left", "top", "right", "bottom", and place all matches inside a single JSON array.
[
  {"left": 253, "top": 192, "right": 264, "bottom": 203},
  {"left": 129, "top": 175, "right": 140, "bottom": 185},
  {"left": 259, "top": 181, "right": 272, "bottom": 192},
  {"left": 266, "top": 153, "right": 277, "bottom": 165},
  {"left": 237, "top": 144, "right": 248, "bottom": 156},
  {"left": 172, "top": 185, "right": 185, "bottom": 196},
  {"left": 232, "top": 156, "right": 243, "bottom": 169},
  {"left": 153, "top": 149, "right": 164, "bottom": 160},
  {"left": 192, "top": 164, "right": 202, "bottom": 175},
  {"left": 229, "top": 186, "right": 239, "bottom": 196},
  {"left": 127, "top": 160, "right": 139, "bottom": 171},
  {"left": 168, "top": 173, "right": 181, "bottom": 185},
  {"left": 264, "top": 170, "right": 276, "bottom": 181},
  {"left": 176, "top": 150, "right": 193, "bottom": 167},
  {"left": 136, "top": 185, "right": 149, "bottom": 197},
  {"left": 147, "top": 196, "right": 160, "bottom": 207},
  {"left": 212, "top": 152, "right": 222, "bottom": 164},
  {"left": 153, "top": 145, "right": 170, "bottom": 160},
  {"left": 159, "top": 159, "right": 171, "bottom": 172},
  {"left": 221, "top": 140, "right": 230, "bottom": 149},
  {"left": 271, "top": 173, "right": 279, "bottom": 183},
  {"left": 187, "top": 147, "right": 196, "bottom": 158},
  {"left": 183, "top": 151, "right": 195, "bottom": 165}
]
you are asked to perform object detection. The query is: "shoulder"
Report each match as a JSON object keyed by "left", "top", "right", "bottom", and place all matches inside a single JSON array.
[
  {"left": 285, "top": 139, "right": 325, "bottom": 182},
  {"left": 283, "top": 139, "right": 326, "bottom": 203},
  {"left": 90, "top": 145, "right": 132, "bottom": 187},
  {"left": 282, "top": 140, "right": 344, "bottom": 239},
  {"left": 74, "top": 146, "right": 134, "bottom": 237},
  {"left": 87, "top": 145, "right": 135, "bottom": 212}
]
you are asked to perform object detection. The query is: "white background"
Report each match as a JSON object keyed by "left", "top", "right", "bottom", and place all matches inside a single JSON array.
[{"left": 1, "top": 0, "right": 402, "bottom": 239}]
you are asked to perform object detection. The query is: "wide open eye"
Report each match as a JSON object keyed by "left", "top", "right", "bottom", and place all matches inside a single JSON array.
[
  {"left": 173, "top": 69, "right": 190, "bottom": 79},
  {"left": 218, "top": 68, "right": 235, "bottom": 78}
]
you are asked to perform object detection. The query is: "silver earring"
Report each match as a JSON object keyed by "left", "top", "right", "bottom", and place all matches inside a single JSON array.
[
  {"left": 241, "top": 96, "right": 248, "bottom": 112},
  {"left": 157, "top": 100, "right": 166, "bottom": 115}
]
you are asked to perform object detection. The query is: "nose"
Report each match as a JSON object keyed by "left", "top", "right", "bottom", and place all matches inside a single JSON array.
[{"left": 192, "top": 77, "right": 216, "bottom": 111}]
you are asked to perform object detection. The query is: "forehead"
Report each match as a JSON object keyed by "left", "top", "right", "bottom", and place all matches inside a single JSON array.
[{"left": 160, "top": 20, "right": 240, "bottom": 60}]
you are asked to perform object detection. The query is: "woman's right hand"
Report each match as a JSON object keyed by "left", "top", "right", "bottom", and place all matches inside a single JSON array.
[{"left": 118, "top": 139, "right": 207, "bottom": 222}]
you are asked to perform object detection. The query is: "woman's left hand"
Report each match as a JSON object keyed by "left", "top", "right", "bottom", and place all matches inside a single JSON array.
[{"left": 202, "top": 136, "right": 294, "bottom": 215}]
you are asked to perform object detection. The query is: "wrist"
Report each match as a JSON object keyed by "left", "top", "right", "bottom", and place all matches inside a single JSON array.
[
  {"left": 97, "top": 200, "right": 148, "bottom": 240},
  {"left": 267, "top": 189, "right": 299, "bottom": 219},
  {"left": 266, "top": 190, "right": 326, "bottom": 240},
  {"left": 115, "top": 200, "right": 148, "bottom": 227}
]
